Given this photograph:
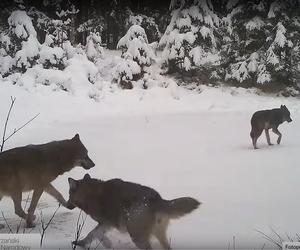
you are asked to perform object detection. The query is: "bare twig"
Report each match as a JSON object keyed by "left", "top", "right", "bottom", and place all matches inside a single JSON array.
[
  {"left": 1, "top": 212, "right": 13, "bottom": 233},
  {"left": 255, "top": 229, "right": 282, "bottom": 249},
  {"left": 227, "top": 236, "right": 236, "bottom": 250},
  {"left": 1, "top": 96, "right": 16, "bottom": 152},
  {"left": 233, "top": 236, "right": 236, "bottom": 250},
  {"left": 72, "top": 210, "right": 87, "bottom": 250},
  {"left": 1, "top": 192, "right": 31, "bottom": 234},
  {"left": 270, "top": 226, "right": 284, "bottom": 244},
  {"left": 0, "top": 96, "right": 40, "bottom": 152},
  {"left": 3, "top": 113, "right": 40, "bottom": 144},
  {"left": 40, "top": 205, "right": 61, "bottom": 247}
]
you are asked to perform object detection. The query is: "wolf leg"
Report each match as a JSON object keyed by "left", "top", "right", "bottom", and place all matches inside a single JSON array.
[
  {"left": 94, "top": 224, "right": 112, "bottom": 248},
  {"left": 44, "top": 184, "right": 74, "bottom": 209},
  {"left": 251, "top": 128, "right": 262, "bottom": 149},
  {"left": 126, "top": 206, "right": 153, "bottom": 249},
  {"left": 73, "top": 224, "right": 99, "bottom": 247},
  {"left": 73, "top": 224, "right": 112, "bottom": 248},
  {"left": 252, "top": 137, "right": 258, "bottom": 149},
  {"left": 11, "top": 191, "right": 27, "bottom": 219},
  {"left": 272, "top": 128, "right": 282, "bottom": 144},
  {"left": 153, "top": 214, "right": 170, "bottom": 249},
  {"left": 129, "top": 235, "right": 152, "bottom": 249},
  {"left": 265, "top": 129, "right": 273, "bottom": 145},
  {"left": 26, "top": 188, "right": 43, "bottom": 228}
]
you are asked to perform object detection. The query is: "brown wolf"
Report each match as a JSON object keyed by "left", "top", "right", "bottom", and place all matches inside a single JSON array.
[
  {"left": 68, "top": 174, "right": 200, "bottom": 249},
  {"left": 0, "top": 134, "right": 94, "bottom": 228},
  {"left": 250, "top": 105, "right": 292, "bottom": 149}
]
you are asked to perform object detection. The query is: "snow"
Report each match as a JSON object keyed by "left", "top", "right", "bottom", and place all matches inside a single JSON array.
[
  {"left": 257, "top": 65, "right": 271, "bottom": 84},
  {"left": 176, "top": 15, "right": 192, "bottom": 29},
  {"left": 39, "top": 44, "right": 65, "bottom": 66},
  {"left": 160, "top": 3, "right": 219, "bottom": 73},
  {"left": 275, "top": 22, "right": 287, "bottom": 48},
  {"left": 123, "top": 37, "right": 154, "bottom": 67},
  {"left": 0, "top": 69, "right": 299, "bottom": 249},
  {"left": 85, "top": 32, "right": 103, "bottom": 62},
  {"left": 247, "top": 52, "right": 258, "bottom": 72},
  {"left": 0, "top": 4, "right": 299, "bottom": 248},
  {"left": 245, "top": 17, "right": 265, "bottom": 31},
  {"left": 117, "top": 25, "right": 149, "bottom": 53},
  {"left": 189, "top": 46, "right": 220, "bottom": 66},
  {"left": 0, "top": 34, "right": 11, "bottom": 51},
  {"left": 266, "top": 47, "right": 279, "bottom": 65},
  {"left": 15, "top": 35, "right": 40, "bottom": 68},
  {"left": 8, "top": 10, "right": 37, "bottom": 39},
  {"left": 0, "top": 55, "right": 13, "bottom": 75},
  {"left": 227, "top": 61, "right": 250, "bottom": 83},
  {"left": 199, "top": 25, "right": 211, "bottom": 38},
  {"left": 268, "top": 1, "right": 281, "bottom": 18}
]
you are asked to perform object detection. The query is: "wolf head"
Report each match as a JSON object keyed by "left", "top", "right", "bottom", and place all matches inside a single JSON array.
[
  {"left": 71, "top": 134, "right": 95, "bottom": 170},
  {"left": 68, "top": 174, "right": 98, "bottom": 208},
  {"left": 280, "top": 105, "right": 292, "bottom": 123}
]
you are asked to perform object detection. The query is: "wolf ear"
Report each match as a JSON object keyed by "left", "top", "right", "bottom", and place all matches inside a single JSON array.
[
  {"left": 68, "top": 178, "right": 77, "bottom": 189},
  {"left": 281, "top": 105, "right": 284, "bottom": 108},
  {"left": 84, "top": 174, "right": 91, "bottom": 180},
  {"left": 72, "top": 134, "right": 80, "bottom": 141}
]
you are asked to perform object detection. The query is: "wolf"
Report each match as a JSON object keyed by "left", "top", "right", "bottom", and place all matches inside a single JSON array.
[
  {"left": 68, "top": 174, "right": 200, "bottom": 249},
  {"left": 0, "top": 134, "right": 94, "bottom": 228},
  {"left": 250, "top": 105, "right": 292, "bottom": 149}
]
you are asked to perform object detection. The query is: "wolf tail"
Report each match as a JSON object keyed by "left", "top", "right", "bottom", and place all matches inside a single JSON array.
[{"left": 157, "top": 197, "right": 201, "bottom": 219}]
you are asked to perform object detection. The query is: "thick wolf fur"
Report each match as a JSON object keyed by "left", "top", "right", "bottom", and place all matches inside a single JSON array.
[
  {"left": 250, "top": 105, "right": 292, "bottom": 149},
  {"left": 68, "top": 174, "right": 201, "bottom": 249},
  {"left": 0, "top": 134, "right": 94, "bottom": 228}
]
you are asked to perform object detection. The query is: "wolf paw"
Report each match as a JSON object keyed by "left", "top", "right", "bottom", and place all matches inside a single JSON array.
[
  {"left": 25, "top": 214, "right": 36, "bottom": 221},
  {"left": 65, "top": 202, "right": 76, "bottom": 210},
  {"left": 72, "top": 240, "right": 86, "bottom": 247},
  {"left": 25, "top": 221, "right": 36, "bottom": 228}
]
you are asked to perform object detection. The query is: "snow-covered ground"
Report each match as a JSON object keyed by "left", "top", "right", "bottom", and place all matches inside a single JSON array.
[{"left": 0, "top": 76, "right": 299, "bottom": 249}]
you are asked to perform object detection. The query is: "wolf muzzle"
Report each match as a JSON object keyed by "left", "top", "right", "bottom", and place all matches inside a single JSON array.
[{"left": 81, "top": 156, "right": 95, "bottom": 169}]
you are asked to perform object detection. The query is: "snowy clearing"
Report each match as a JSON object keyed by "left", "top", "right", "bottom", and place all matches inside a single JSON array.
[{"left": 0, "top": 79, "right": 299, "bottom": 249}]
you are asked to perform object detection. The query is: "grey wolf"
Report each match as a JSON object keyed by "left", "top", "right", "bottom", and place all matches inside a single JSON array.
[
  {"left": 250, "top": 105, "right": 292, "bottom": 149},
  {"left": 0, "top": 134, "right": 94, "bottom": 228},
  {"left": 68, "top": 174, "right": 201, "bottom": 249}
]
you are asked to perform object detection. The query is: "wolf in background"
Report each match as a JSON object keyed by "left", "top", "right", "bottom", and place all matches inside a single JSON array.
[
  {"left": 0, "top": 134, "right": 94, "bottom": 228},
  {"left": 250, "top": 105, "right": 292, "bottom": 149},
  {"left": 68, "top": 174, "right": 200, "bottom": 249}
]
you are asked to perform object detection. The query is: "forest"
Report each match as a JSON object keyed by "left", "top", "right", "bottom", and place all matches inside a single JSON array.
[{"left": 0, "top": 0, "right": 299, "bottom": 94}]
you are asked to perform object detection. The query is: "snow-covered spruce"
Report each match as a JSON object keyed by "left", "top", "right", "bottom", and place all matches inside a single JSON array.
[
  {"left": 112, "top": 58, "right": 141, "bottom": 89},
  {"left": 85, "top": 32, "right": 103, "bottom": 62},
  {"left": 126, "top": 13, "right": 161, "bottom": 43},
  {"left": 221, "top": 1, "right": 300, "bottom": 90},
  {"left": 0, "top": 10, "right": 40, "bottom": 75},
  {"left": 159, "top": 0, "right": 220, "bottom": 77},
  {"left": 115, "top": 25, "right": 155, "bottom": 89},
  {"left": 39, "top": 34, "right": 67, "bottom": 70}
]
